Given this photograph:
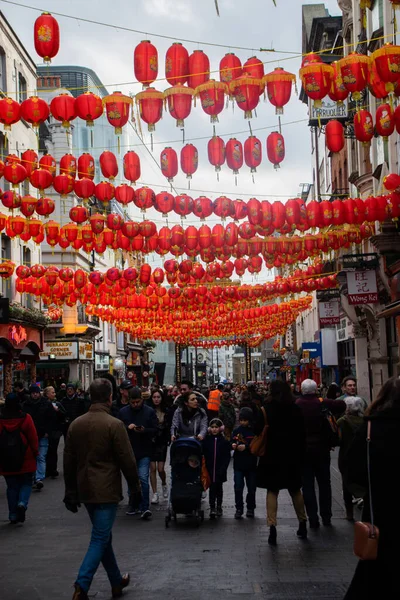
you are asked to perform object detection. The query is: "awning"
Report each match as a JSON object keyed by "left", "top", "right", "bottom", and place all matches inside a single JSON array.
[{"left": 376, "top": 301, "right": 400, "bottom": 320}]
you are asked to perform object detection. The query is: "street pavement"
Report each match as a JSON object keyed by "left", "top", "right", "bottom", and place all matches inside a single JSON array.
[{"left": 0, "top": 448, "right": 358, "bottom": 600}]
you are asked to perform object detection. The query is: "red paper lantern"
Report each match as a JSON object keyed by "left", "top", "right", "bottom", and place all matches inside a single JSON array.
[
  {"left": 188, "top": 50, "right": 210, "bottom": 89},
  {"left": 226, "top": 138, "right": 243, "bottom": 175},
  {"left": 170, "top": 224, "right": 184, "bottom": 249},
  {"left": 136, "top": 87, "right": 163, "bottom": 132},
  {"left": 368, "top": 58, "right": 390, "bottom": 99},
  {"left": 306, "top": 200, "right": 322, "bottom": 228},
  {"left": 372, "top": 44, "right": 400, "bottom": 92},
  {"left": 20, "top": 96, "right": 50, "bottom": 127},
  {"left": 50, "top": 93, "right": 77, "bottom": 129},
  {"left": 89, "top": 214, "right": 106, "bottom": 234},
  {"left": 140, "top": 220, "right": 157, "bottom": 238},
  {"left": 332, "top": 199, "right": 345, "bottom": 226},
  {"left": 164, "top": 83, "right": 194, "bottom": 127},
  {"left": 328, "top": 62, "right": 349, "bottom": 104},
  {"left": 165, "top": 43, "right": 189, "bottom": 85},
  {"left": 214, "top": 196, "right": 234, "bottom": 220},
  {"left": 354, "top": 110, "right": 374, "bottom": 144},
  {"left": 180, "top": 144, "right": 198, "bottom": 179},
  {"left": 39, "top": 154, "right": 56, "bottom": 175},
  {"left": 21, "top": 150, "right": 38, "bottom": 177},
  {"left": 285, "top": 198, "right": 301, "bottom": 228},
  {"left": 53, "top": 174, "right": 75, "bottom": 198},
  {"left": 376, "top": 103, "right": 395, "bottom": 140},
  {"left": 60, "top": 154, "right": 77, "bottom": 178},
  {"left": 220, "top": 53, "right": 242, "bottom": 83},
  {"left": 325, "top": 120, "right": 345, "bottom": 153},
  {"left": 36, "top": 197, "right": 55, "bottom": 217},
  {"left": 229, "top": 75, "right": 261, "bottom": 119},
  {"left": 244, "top": 136, "right": 262, "bottom": 173},
  {"left": 4, "top": 162, "right": 26, "bottom": 188},
  {"left": 9, "top": 215, "right": 25, "bottom": 236},
  {"left": 208, "top": 135, "right": 225, "bottom": 175},
  {"left": 34, "top": 12, "right": 59, "bottom": 63},
  {"left": 193, "top": 196, "right": 213, "bottom": 220},
  {"left": 271, "top": 201, "right": 286, "bottom": 231},
  {"left": 266, "top": 132, "right": 285, "bottom": 169},
  {"left": 299, "top": 62, "right": 332, "bottom": 108},
  {"left": 115, "top": 184, "right": 135, "bottom": 206},
  {"left": 78, "top": 153, "right": 95, "bottom": 179},
  {"left": 20, "top": 195, "right": 37, "bottom": 218},
  {"left": 243, "top": 56, "right": 264, "bottom": 81},
  {"left": 123, "top": 151, "right": 141, "bottom": 184},
  {"left": 184, "top": 225, "right": 198, "bottom": 250},
  {"left": 238, "top": 222, "right": 256, "bottom": 240},
  {"left": 160, "top": 147, "right": 178, "bottom": 182},
  {"left": 2, "top": 190, "right": 21, "bottom": 210},
  {"left": 195, "top": 80, "right": 228, "bottom": 123},
  {"left": 155, "top": 191, "right": 174, "bottom": 216},
  {"left": 264, "top": 67, "right": 296, "bottom": 114},
  {"left": 134, "top": 40, "right": 158, "bottom": 87},
  {"left": 319, "top": 200, "right": 333, "bottom": 227},
  {"left": 70, "top": 205, "right": 89, "bottom": 224},
  {"left": 100, "top": 151, "right": 118, "bottom": 180},
  {"left": 74, "top": 178, "right": 95, "bottom": 202},
  {"left": 135, "top": 187, "right": 155, "bottom": 211},
  {"left": 383, "top": 173, "right": 400, "bottom": 191},
  {"left": 0, "top": 97, "right": 20, "bottom": 130},
  {"left": 75, "top": 92, "right": 103, "bottom": 126},
  {"left": 225, "top": 222, "right": 239, "bottom": 246},
  {"left": 103, "top": 91, "right": 133, "bottom": 135},
  {"left": 338, "top": 53, "right": 369, "bottom": 101},
  {"left": 95, "top": 181, "right": 115, "bottom": 204},
  {"left": 174, "top": 194, "right": 193, "bottom": 218}
]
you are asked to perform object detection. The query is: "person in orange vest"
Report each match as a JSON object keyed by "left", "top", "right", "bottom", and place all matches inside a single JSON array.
[{"left": 207, "top": 384, "right": 224, "bottom": 422}]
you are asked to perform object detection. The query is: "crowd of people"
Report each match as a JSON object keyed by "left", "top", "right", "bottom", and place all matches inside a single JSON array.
[{"left": 0, "top": 373, "right": 399, "bottom": 599}]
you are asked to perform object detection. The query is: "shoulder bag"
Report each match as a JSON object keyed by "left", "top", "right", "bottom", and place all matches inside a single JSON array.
[
  {"left": 353, "top": 421, "right": 380, "bottom": 560},
  {"left": 250, "top": 406, "right": 268, "bottom": 457}
]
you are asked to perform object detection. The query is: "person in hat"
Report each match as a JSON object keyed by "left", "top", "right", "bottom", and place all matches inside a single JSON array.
[
  {"left": 119, "top": 380, "right": 133, "bottom": 408},
  {"left": 61, "top": 383, "right": 85, "bottom": 438},
  {"left": 202, "top": 418, "right": 231, "bottom": 519},
  {"left": 231, "top": 407, "right": 257, "bottom": 519},
  {"left": 0, "top": 393, "right": 38, "bottom": 523}
]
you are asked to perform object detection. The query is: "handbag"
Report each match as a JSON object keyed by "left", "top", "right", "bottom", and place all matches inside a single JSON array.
[
  {"left": 353, "top": 421, "right": 380, "bottom": 560},
  {"left": 250, "top": 406, "right": 268, "bottom": 457}
]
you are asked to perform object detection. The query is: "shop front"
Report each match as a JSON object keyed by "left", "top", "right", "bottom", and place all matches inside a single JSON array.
[
  {"left": 0, "top": 321, "right": 44, "bottom": 395},
  {"left": 38, "top": 339, "right": 94, "bottom": 391}
]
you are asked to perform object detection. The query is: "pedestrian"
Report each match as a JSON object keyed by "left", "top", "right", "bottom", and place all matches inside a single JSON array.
[
  {"left": 176, "top": 380, "right": 208, "bottom": 411},
  {"left": 326, "top": 382, "right": 340, "bottom": 399},
  {"left": 61, "top": 383, "right": 85, "bottom": 437},
  {"left": 218, "top": 392, "right": 237, "bottom": 440},
  {"left": 23, "top": 384, "right": 55, "bottom": 490},
  {"left": 63, "top": 378, "right": 141, "bottom": 600},
  {"left": 13, "top": 381, "right": 29, "bottom": 404},
  {"left": 256, "top": 380, "right": 308, "bottom": 545},
  {"left": 202, "top": 418, "right": 231, "bottom": 519},
  {"left": 148, "top": 389, "right": 169, "bottom": 505},
  {"left": 44, "top": 386, "right": 66, "bottom": 479},
  {"left": 337, "top": 396, "right": 366, "bottom": 521},
  {"left": 296, "top": 379, "right": 346, "bottom": 528},
  {"left": 57, "top": 382, "right": 67, "bottom": 402},
  {"left": 170, "top": 391, "right": 208, "bottom": 441},
  {"left": 0, "top": 393, "right": 38, "bottom": 524},
  {"left": 344, "top": 377, "right": 400, "bottom": 599},
  {"left": 207, "top": 383, "right": 224, "bottom": 422},
  {"left": 118, "top": 386, "right": 158, "bottom": 519},
  {"left": 338, "top": 376, "right": 368, "bottom": 411},
  {"left": 231, "top": 407, "right": 257, "bottom": 519}
]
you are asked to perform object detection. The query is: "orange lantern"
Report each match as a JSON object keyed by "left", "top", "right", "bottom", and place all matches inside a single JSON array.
[
  {"left": 328, "top": 62, "right": 349, "bottom": 104},
  {"left": 78, "top": 153, "right": 95, "bottom": 179},
  {"left": 0, "top": 97, "right": 20, "bottom": 130},
  {"left": 20, "top": 96, "right": 50, "bottom": 128},
  {"left": 74, "top": 178, "right": 95, "bottom": 202},
  {"left": 165, "top": 43, "right": 189, "bottom": 85},
  {"left": 103, "top": 91, "right": 133, "bottom": 135},
  {"left": 338, "top": 53, "right": 369, "bottom": 101},
  {"left": 123, "top": 151, "right": 141, "bottom": 184},
  {"left": 220, "top": 53, "right": 242, "bottom": 83},
  {"left": 50, "top": 94, "right": 77, "bottom": 129},
  {"left": 325, "top": 120, "right": 345, "bottom": 153},
  {"left": 160, "top": 147, "right": 178, "bottom": 182},
  {"left": 354, "top": 109, "right": 374, "bottom": 144},
  {"left": 244, "top": 136, "right": 262, "bottom": 173},
  {"left": 188, "top": 50, "right": 210, "bottom": 89},
  {"left": 229, "top": 75, "right": 261, "bottom": 119},
  {"left": 226, "top": 138, "right": 243, "bottom": 175},
  {"left": 299, "top": 61, "right": 332, "bottom": 108},
  {"left": 75, "top": 92, "right": 103, "bottom": 126},
  {"left": 100, "top": 151, "right": 118, "bottom": 181},
  {"left": 164, "top": 83, "right": 194, "bottom": 127},
  {"left": 180, "top": 144, "right": 198, "bottom": 179},
  {"left": 376, "top": 103, "right": 395, "bottom": 140},
  {"left": 21, "top": 149, "right": 38, "bottom": 177},
  {"left": 134, "top": 40, "right": 158, "bottom": 87},
  {"left": 34, "top": 12, "right": 59, "bottom": 63},
  {"left": 266, "top": 132, "right": 285, "bottom": 169},
  {"left": 136, "top": 88, "right": 163, "bottom": 132},
  {"left": 264, "top": 67, "right": 296, "bottom": 114}
]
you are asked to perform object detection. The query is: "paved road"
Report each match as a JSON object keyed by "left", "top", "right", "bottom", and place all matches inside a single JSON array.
[{"left": 0, "top": 448, "right": 358, "bottom": 600}]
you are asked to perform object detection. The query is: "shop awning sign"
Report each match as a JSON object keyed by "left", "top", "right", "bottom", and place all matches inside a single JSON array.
[
  {"left": 347, "top": 271, "right": 378, "bottom": 305},
  {"left": 318, "top": 300, "right": 340, "bottom": 326}
]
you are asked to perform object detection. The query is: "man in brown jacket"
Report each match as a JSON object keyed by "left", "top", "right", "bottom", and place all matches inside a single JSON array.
[{"left": 63, "top": 378, "right": 141, "bottom": 600}]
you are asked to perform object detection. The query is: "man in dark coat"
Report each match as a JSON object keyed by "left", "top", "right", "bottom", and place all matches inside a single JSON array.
[
  {"left": 61, "top": 383, "right": 85, "bottom": 436},
  {"left": 296, "top": 378, "right": 346, "bottom": 528}
]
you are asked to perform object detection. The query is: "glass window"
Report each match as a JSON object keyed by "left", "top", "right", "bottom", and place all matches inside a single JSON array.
[
  {"left": 18, "top": 73, "right": 27, "bottom": 103},
  {"left": 0, "top": 48, "right": 6, "bottom": 95},
  {"left": 1, "top": 234, "right": 11, "bottom": 299}
]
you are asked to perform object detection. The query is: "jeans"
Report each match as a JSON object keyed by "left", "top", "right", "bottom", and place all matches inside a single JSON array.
[
  {"left": 234, "top": 469, "right": 256, "bottom": 511},
  {"left": 4, "top": 473, "right": 34, "bottom": 521},
  {"left": 266, "top": 489, "right": 307, "bottom": 526},
  {"left": 209, "top": 482, "right": 223, "bottom": 508},
  {"left": 130, "top": 457, "right": 150, "bottom": 513},
  {"left": 36, "top": 437, "right": 49, "bottom": 482},
  {"left": 46, "top": 432, "right": 61, "bottom": 476},
  {"left": 302, "top": 450, "right": 332, "bottom": 523},
  {"left": 76, "top": 503, "right": 122, "bottom": 593}
]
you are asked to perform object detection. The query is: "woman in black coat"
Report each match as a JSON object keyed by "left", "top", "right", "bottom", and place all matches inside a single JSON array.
[
  {"left": 256, "top": 380, "right": 307, "bottom": 545},
  {"left": 344, "top": 376, "right": 400, "bottom": 599}
]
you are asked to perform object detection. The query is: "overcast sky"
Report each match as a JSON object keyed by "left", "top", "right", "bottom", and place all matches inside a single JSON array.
[{"left": 2, "top": 0, "right": 341, "bottom": 280}]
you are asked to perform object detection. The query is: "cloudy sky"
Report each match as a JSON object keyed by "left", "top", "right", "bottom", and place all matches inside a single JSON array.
[{"left": 2, "top": 0, "right": 341, "bottom": 279}]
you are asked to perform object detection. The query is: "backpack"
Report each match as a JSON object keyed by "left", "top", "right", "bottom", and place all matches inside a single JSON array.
[
  {"left": 0, "top": 418, "right": 28, "bottom": 472},
  {"left": 321, "top": 405, "right": 340, "bottom": 448}
]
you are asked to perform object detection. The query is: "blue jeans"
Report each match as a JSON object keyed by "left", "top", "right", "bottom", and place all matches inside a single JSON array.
[
  {"left": 134, "top": 457, "right": 150, "bottom": 512},
  {"left": 4, "top": 473, "right": 34, "bottom": 521},
  {"left": 234, "top": 469, "right": 256, "bottom": 512},
  {"left": 36, "top": 437, "right": 49, "bottom": 482},
  {"left": 76, "top": 503, "right": 122, "bottom": 593}
]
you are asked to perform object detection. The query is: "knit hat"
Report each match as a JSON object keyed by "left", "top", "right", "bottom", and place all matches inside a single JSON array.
[
  {"left": 66, "top": 382, "right": 76, "bottom": 390},
  {"left": 29, "top": 384, "right": 41, "bottom": 394},
  {"left": 239, "top": 407, "right": 253, "bottom": 422},
  {"left": 208, "top": 417, "right": 225, "bottom": 434}
]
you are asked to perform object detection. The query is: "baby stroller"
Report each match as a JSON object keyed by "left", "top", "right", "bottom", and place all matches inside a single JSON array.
[{"left": 165, "top": 437, "right": 205, "bottom": 527}]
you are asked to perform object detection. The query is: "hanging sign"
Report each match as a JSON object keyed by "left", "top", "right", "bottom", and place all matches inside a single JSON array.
[
  {"left": 347, "top": 271, "right": 378, "bottom": 305},
  {"left": 309, "top": 97, "right": 348, "bottom": 126},
  {"left": 319, "top": 300, "right": 340, "bottom": 326}
]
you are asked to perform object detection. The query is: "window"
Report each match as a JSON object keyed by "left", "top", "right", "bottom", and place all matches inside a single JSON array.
[
  {"left": 0, "top": 48, "right": 6, "bottom": 95},
  {"left": 18, "top": 73, "right": 27, "bottom": 103},
  {"left": 21, "top": 247, "right": 32, "bottom": 308},
  {"left": 117, "top": 331, "right": 125, "bottom": 350},
  {"left": 0, "top": 133, "right": 8, "bottom": 189},
  {"left": 108, "top": 323, "right": 115, "bottom": 343}
]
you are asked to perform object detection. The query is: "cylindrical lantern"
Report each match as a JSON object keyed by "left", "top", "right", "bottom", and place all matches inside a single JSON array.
[
  {"left": 188, "top": 50, "right": 210, "bottom": 89},
  {"left": 338, "top": 53, "right": 369, "bottom": 100},
  {"left": 39, "top": 154, "right": 56, "bottom": 175},
  {"left": 220, "top": 53, "right": 242, "bottom": 83},
  {"left": 266, "top": 132, "right": 285, "bottom": 169},
  {"left": 34, "top": 12, "right": 59, "bottom": 63},
  {"left": 100, "top": 151, "right": 118, "bottom": 180},
  {"left": 354, "top": 109, "right": 374, "bottom": 144},
  {"left": 372, "top": 44, "right": 400, "bottom": 93},
  {"left": 244, "top": 136, "right": 262, "bottom": 173},
  {"left": 376, "top": 103, "right": 395, "bottom": 140},
  {"left": 325, "top": 120, "right": 345, "bottom": 153},
  {"left": 165, "top": 43, "right": 189, "bottom": 85},
  {"left": 103, "top": 91, "right": 133, "bottom": 135},
  {"left": 78, "top": 153, "right": 95, "bottom": 179},
  {"left": 164, "top": 83, "right": 194, "bottom": 127},
  {"left": 75, "top": 92, "right": 103, "bottom": 126},
  {"left": 226, "top": 138, "right": 243, "bottom": 175},
  {"left": 208, "top": 135, "right": 225, "bottom": 173},
  {"left": 136, "top": 87, "right": 164, "bottom": 132},
  {"left": 328, "top": 62, "right": 349, "bottom": 104},
  {"left": 180, "top": 144, "right": 198, "bottom": 179},
  {"left": 195, "top": 80, "right": 228, "bottom": 123},
  {"left": 299, "top": 62, "right": 333, "bottom": 108},
  {"left": 134, "top": 40, "right": 158, "bottom": 87},
  {"left": 264, "top": 67, "right": 296, "bottom": 114},
  {"left": 160, "top": 147, "right": 178, "bottom": 182},
  {"left": 21, "top": 149, "right": 38, "bottom": 177},
  {"left": 122, "top": 151, "right": 140, "bottom": 185},
  {"left": 229, "top": 75, "right": 261, "bottom": 119}
]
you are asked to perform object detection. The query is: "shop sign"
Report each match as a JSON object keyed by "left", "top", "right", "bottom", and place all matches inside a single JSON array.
[
  {"left": 309, "top": 97, "right": 348, "bottom": 125},
  {"left": 319, "top": 300, "right": 340, "bottom": 326},
  {"left": 39, "top": 341, "right": 77, "bottom": 360},
  {"left": 95, "top": 353, "right": 110, "bottom": 371},
  {"left": 347, "top": 271, "right": 378, "bottom": 305},
  {"left": 79, "top": 341, "right": 93, "bottom": 361},
  {"left": 8, "top": 324, "right": 27, "bottom": 345}
]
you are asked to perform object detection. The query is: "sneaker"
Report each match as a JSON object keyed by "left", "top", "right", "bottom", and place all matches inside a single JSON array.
[
  {"left": 209, "top": 508, "right": 216, "bottom": 519},
  {"left": 16, "top": 505, "right": 26, "bottom": 523},
  {"left": 35, "top": 480, "right": 44, "bottom": 490},
  {"left": 162, "top": 485, "right": 168, "bottom": 499},
  {"left": 268, "top": 525, "right": 277, "bottom": 546},
  {"left": 125, "top": 506, "right": 141, "bottom": 516},
  {"left": 297, "top": 521, "right": 307, "bottom": 539},
  {"left": 246, "top": 509, "right": 255, "bottom": 518},
  {"left": 309, "top": 518, "right": 320, "bottom": 529},
  {"left": 151, "top": 492, "right": 159, "bottom": 505},
  {"left": 216, "top": 506, "right": 223, "bottom": 517},
  {"left": 234, "top": 509, "right": 243, "bottom": 519},
  {"left": 140, "top": 509, "right": 152, "bottom": 520}
]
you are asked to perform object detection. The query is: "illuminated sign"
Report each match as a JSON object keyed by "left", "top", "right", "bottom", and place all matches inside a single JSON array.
[{"left": 9, "top": 325, "right": 27, "bottom": 345}]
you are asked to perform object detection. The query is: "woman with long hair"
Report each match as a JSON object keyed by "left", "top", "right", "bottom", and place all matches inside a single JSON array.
[
  {"left": 170, "top": 391, "right": 208, "bottom": 441},
  {"left": 149, "top": 389, "right": 169, "bottom": 504},
  {"left": 256, "top": 380, "right": 308, "bottom": 545},
  {"left": 344, "top": 377, "right": 400, "bottom": 599}
]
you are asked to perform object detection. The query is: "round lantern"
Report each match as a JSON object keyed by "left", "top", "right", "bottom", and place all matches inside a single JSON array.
[
  {"left": 188, "top": 50, "right": 210, "bottom": 89},
  {"left": 195, "top": 80, "right": 228, "bottom": 123},
  {"left": 285, "top": 198, "right": 301, "bottom": 229},
  {"left": 383, "top": 173, "right": 400, "bottom": 191},
  {"left": 319, "top": 200, "right": 333, "bottom": 227},
  {"left": 160, "top": 147, "right": 178, "bottom": 182},
  {"left": 2, "top": 190, "right": 21, "bottom": 210},
  {"left": 214, "top": 196, "right": 234, "bottom": 220},
  {"left": 372, "top": 44, "right": 400, "bottom": 93},
  {"left": 89, "top": 214, "right": 106, "bottom": 234},
  {"left": 75, "top": 91, "right": 103, "bottom": 126},
  {"left": 376, "top": 103, "right": 395, "bottom": 140},
  {"left": 135, "top": 187, "right": 155, "bottom": 211},
  {"left": 136, "top": 87, "right": 164, "bottom": 132},
  {"left": 53, "top": 174, "right": 75, "bottom": 198},
  {"left": 115, "top": 184, "right": 135, "bottom": 206},
  {"left": 50, "top": 93, "right": 77, "bottom": 129},
  {"left": 21, "top": 149, "right": 38, "bottom": 177},
  {"left": 100, "top": 151, "right": 118, "bottom": 180},
  {"left": 229, "top": 75, "right": 261, "bottom": 119},
  {"left": 74, "top": 178, "right": 95, "bottom": 202},
  {"left": 103, "top": 91, "right": 133, "bottom": 135},
  {"left": 226, "top": 138, "right": 243, "bottom": 175},
  {"left": 354, "top": 109, "right": 374, "bottom": 144},
  {"left": 338, "top": 53, "right": 369, "bottom": 100},
  {"left": 266, "top": 132, "right": 285, "bottom": 169},
  {"left": 233, "top": 199, "right": 248, "bottom": 221},
  {"left": 4, "top": 163, "right": 27, "bottom": 188},
  {"left": 20, "top": 195, "right": 37, "bottom": 218},
  {"left": 0, "top": 97, "right": 20, "bottom": 130},
  {"left": 244, "top": 136, "right": 262, "bottom": 173},
  {"left": 20, "top": 96, "right": 50, "bottom": 128},
  {"left": 193, "top": 196, "right": 213, "bottom": 220},
  {"left": 174, "top": 194, "right": 193, "bottom": 218},
  {"left": 328, "top": 62, "right": 349, "bottom": 104},
  {"left": 165, "top": 43, "right": 189, "bottom": 85},
  {"left": 164, "top": 84, "right": 194, "bottom": 128},
  {"left": 180, "top": 144, "right": 198, "bottom": 179},
  {"left": 34, "top": 12, "right": 59, "bottom": 63},
  {"left": 243, "top": 56, "right": 264, "bottom": 81},
  {"left": 39, "top": 154, "right": 56, "bottom": 175},
  {"left": 155, "top": 191, "right": 174, "bottom": 216},
  {"left": 70, "top": 205, "right": 89, "bottom": 224},
  {"left": 220, "top": 53, "right": 242, "bottom": 83},
  {"left": 264, "top": 67, "right": 296, "bottom": 114},
  {"left": 29, "top": 168, "right": 53, "bottom": 195},
  {"left": 368, "top": 58, "right": 391, "bottom": 99},
  {"left": 134, "top": 40, "right": 158, "bottom": 87},
  {"left": 123, "top": 151, "right": 141, "bottom": 184},
  {"left": 78, "top": 153, "right": 95, "bottom": 179},
  {"left": 299, "top": 62, "right": 333, "bottom": 108},
  {"left": 60, "top": 154, "right": 77, "bottom": 178},
  {"left": 325, "top": 120, "right": 345, "bottom": 153},
  {"left": 36, "top": 197, "right": 55, "bottom": 217},
  {"left": 95, "top": 181, "right": 115, "bottom": 204}
]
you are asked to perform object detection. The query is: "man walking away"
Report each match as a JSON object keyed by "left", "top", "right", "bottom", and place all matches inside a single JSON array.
[
  {"left": 63, "top": 378, "right": 141, "bottom": 600},
  {"left": 23, "top": 384, "right": 54, "bottom": 490},
  {"left": 61, "top": 383, "right": 85, "bottom": 437}
]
